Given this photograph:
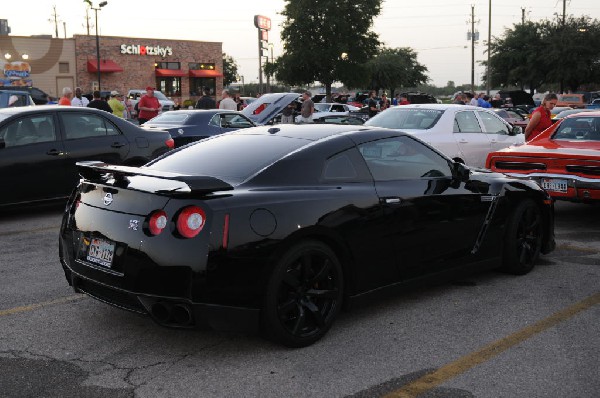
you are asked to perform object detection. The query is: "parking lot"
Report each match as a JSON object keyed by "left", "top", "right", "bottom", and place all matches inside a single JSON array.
[{"left": 0, "top": 201, "right": 598, "bottom": 398}]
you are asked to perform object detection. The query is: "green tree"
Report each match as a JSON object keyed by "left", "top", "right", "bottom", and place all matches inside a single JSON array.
[
  {"left": 222, "top": 53, "right": 239, "bottom": 87},
  {"left": 366, "top": 47, "right": 428, "bottom": 97},
  {"left": 277, "top": 0, "right": 382, "bottom": 101}
]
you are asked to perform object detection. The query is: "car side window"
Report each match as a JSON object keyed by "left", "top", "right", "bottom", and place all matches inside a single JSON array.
[
  {"left": 220, "top": 114, "right": 254, "bottom": 128},
  {"left": 358, "top": 136, "right": 453, "bottom": 181},
  {"left": 454, "top": 111, "right": 482, "bottom": 133},
  {"left": 0, "top": 115, "right": 56, "bottom": 147},
  {"left": 331, "top": 104, "right": 345, "bottom": 112},
  {"left": 209, "top": 114, "right": 220, "bottom": 127},
  {"left": 477, "top": 111, "right": 510, "bottom": 135},
  {"left": 61, "top": 113, "right": 119, "bottom": 140}
]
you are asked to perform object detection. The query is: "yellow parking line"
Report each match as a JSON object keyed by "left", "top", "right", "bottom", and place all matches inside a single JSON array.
[
  {"left": 384, "top": 292, "right": 600, "bottom": 398},
  {"left": 0, "top": 294, "right": 85, "bottom": 317}
]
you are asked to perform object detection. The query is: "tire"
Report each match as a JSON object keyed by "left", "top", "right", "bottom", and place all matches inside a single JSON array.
[
  {"left": 501, "top": 199, "right": 543, "bottom": 275},
  {"left": 262, "top": 240, "right": 343, "bottom": 347}
]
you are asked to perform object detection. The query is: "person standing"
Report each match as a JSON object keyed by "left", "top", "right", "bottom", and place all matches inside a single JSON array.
[
  {"left": 137, "top": 86, "right": 161, "bottom": 124},
  {"left": 219, "top": 89, "right": 238, "bottom": 110},
  {"left": 71, "top": 87, "right": 89, "bottom": 107},
  {"left": 379, "top": 93, "right": 391, "bottom": 111},
  {"left": 281, "top": 101, "right": 295, "bottom": 124},
  {"left": 108, "top": 91, "right": 125, "bottom": 118},
  {"left": 122, "top": 95, "right": 133, "bottom": 119},
  {"left": 525, "top": 93, "right": 557, "bottom": 141},
  {"left": 398, "top": 94, "right": 411, "bottom": 106},
  {"left": 299, "top": 91, "right": 315, "bottom": 123},
  {"left": 195, "top": 88, "right": 216, "bottom": 109},
  {"left": 87, "top": 90, "right": 113, "bottom": 113},
  {"left": 367, "top": 91, "right": 378, "bottom": 118},
  {"left": 58, "top": 87, "right": 73, "bottom": 105}
]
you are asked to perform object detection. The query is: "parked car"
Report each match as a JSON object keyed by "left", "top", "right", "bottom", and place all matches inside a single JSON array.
[
  {"left": 241, "top": 92, "right": 302, "bottom": 125},
  {"left": 550, "top": 106, "right": 573, "bottom": 119},
  {"left": 498, "top": 90, "right": 536, "bottom": 113},
  {"left": 313, "top": 114, "right": 365, "bottom": 125},
  {"left": 491, "top": 108, "right": 528, "bottom": 129},
  {"left": 556, "top": 93, "right": 586, "bottom": 109},
  {"left": 0, "top": 86, "right": 50, "bottom": 105},
  {"left": 294, "top": 102, "right": 360, "bottom": 123},
  {"left": 364, "top": 104, "right": 524, "bottom": 168},
  {"left": 586, "top": 98, "right": 600, "bottom": 110},
  {"left": 552, "top": 108, "right": 597, "bottom": 122},
  {"left": 58, "top": 124, "right": 555, "bottom": 347},
  {"left": 398, "top": 92, "right": 438, "bottom": 104},
  {"left": 0, "top": 89, "right": 35, "bottom": 108},
  {"left": 127, "top": 89, "right": 176, "bottom": 117},
  {"left": 0, "top": 106, "right": 174, "bottom": 207},
  {"left": 486, "top": 111, "right": 600, "bottom": 203},
  {"left": 141, "top": 109, "right": 256, "bottom": 147}
]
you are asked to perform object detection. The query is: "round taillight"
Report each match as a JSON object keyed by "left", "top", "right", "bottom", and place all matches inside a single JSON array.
[
  {"left": 148, "top": 210, "right": 168, "bottom": 236},
  {"left": 176, "top": 206, "right": 205, "bottom": 238}
]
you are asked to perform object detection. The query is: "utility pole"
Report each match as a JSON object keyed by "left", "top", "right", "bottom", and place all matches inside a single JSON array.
[
  {"left": 562, "top": 0, "right": 566, "bottom": 26},
  {"left": 63, "top": 21, "right": 67, "bottom": 38},
  {"left": 51, "top": 5, "right": 59, "bottom": 38},
  {"left": 467, "top": 5, "right": 479, "bottom": 93},
  {"left": 486, "top": 0, "right": 491, "bottom": 95}
]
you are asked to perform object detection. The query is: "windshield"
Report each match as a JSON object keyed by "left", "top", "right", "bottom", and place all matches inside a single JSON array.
[
  {"left": 153, "top": 91, "right": 169, "bottom": 101},
  {"left": 365, "top": 108, "right": 444, "bottom": 130},
  {"left": 146, "top": 112, "right": 190, "bottom": 124},
  {"left": 553, "top": 116, "right": 600, "bottom": 141},
  {"left": 558, "top": 95, "right": 582, "bottom": 102}
]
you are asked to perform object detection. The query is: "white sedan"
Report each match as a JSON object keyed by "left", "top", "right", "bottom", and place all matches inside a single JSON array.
[
  {"left": 364, "top": 104, "right": 524, "bottom": 168},
  {"left": 295, "top": 102, "right": 360, "bottom": 123}
]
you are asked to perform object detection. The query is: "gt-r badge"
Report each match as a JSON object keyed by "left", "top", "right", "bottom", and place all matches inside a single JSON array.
[
  {"left": 103, "top": 192, "right": 113, "bottom": 206},
  {"left": 129, "top": 219, "right": 139, "bottom": 231}
]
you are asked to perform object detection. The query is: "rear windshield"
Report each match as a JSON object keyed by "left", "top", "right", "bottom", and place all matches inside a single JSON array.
[
  {"left": 558, "top": 95, "right": 583, "bottom": 102},
  {"left": 147, "top": 113, "right": 190, "bottom": 124},
  {"left": 365, "top": 108, "right": 443, "bottom": 130},
  {"left": 146, "top": 133, "right": 310, "bottom": 185},
  {"left": 553, "top": 116, "right": 600, "bottom": 141}
]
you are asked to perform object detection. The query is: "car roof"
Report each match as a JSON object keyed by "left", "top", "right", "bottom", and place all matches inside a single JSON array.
[
  {"left": 231, "top": 123, "right": 373, "bottom": 141},
  {"left": 390, "top": 103, "right": 480, "bottom": 111}
]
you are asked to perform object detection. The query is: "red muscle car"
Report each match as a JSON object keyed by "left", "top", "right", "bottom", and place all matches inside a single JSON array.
[{"left": 486, "top": 111, "right": 600, "bottom": 203}]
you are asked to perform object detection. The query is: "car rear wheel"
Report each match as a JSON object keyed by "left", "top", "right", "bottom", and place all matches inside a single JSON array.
[
  {"left": 501, "top": 199, "right": 543, "bottom": 275},
  {"left": 262, "top": 240, "right": 343, "bottom": 347}
]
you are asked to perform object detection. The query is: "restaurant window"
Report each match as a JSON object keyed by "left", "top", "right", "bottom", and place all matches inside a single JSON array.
[
  {"left": 189, "top": 62, "right": 217, "bottom": 96},
  {"left": 58, "top": 62, "right": 69, "bottom": 73},
  {"left": 189, "top": 63, "right": 215, "bottom": 71},
  {"left": 155, "top": 61, "right": 181, "bottom": 70},
  {"left": 157, "top": 77, "right": 181, "bottom": 97}
]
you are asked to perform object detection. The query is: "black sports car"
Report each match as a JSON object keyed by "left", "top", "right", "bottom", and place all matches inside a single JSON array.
[
  {"left": 0, "top": 106, "right": 174, "bottom": 207},
  {"left": 59, "top": 124, "right": 555, "bottom": 347},
  {"left": 141, "top": 110, "right": 256, "bottom": 147}
]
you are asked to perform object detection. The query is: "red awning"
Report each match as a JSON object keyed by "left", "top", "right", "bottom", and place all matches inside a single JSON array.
[
  {"left": 188, "top": 69, "right": 223, "bottom": 78},
  {"left": 155, "top": 69, "right": 187, "bottom": 77},
  {"left": 87, "top": 59, "right": 123, "bottom": 73}
]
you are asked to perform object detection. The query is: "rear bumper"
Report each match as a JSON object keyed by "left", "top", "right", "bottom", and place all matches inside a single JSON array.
[
  {"left": 504, "top": 172, "right": 600, "bottom": 202},
  {"left": 61, "top": 260, "right": 260, "bottom": 333}
]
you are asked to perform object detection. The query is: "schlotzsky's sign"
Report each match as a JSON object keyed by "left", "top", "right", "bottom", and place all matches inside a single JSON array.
[{"left": 120, "top": 44, "right": 173, "bottom": 57}]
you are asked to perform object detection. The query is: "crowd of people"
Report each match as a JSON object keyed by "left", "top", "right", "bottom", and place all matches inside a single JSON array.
[{"left": 58, "top": 86, "right": 134, "bottom": 120}]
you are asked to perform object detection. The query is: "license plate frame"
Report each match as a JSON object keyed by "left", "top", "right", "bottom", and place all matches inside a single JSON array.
[
  {"left": 541, "top": 178, "right": 568, "bottom": 193},
  {"left": 86, "top": 237, "right": 115, "bottom": 268}
]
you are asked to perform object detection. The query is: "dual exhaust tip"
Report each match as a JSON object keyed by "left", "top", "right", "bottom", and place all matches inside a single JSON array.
[{"left": 150, "top": 302, "right": 193, "bottom": 326}]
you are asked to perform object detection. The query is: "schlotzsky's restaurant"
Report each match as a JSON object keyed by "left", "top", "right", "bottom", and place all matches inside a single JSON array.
[{"left": 0, "top": 34, "right": 224, "bottom": 103}]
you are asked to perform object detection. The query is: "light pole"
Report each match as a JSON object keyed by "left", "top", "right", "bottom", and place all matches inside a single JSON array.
[{"left": 89, "top": 1, "right": 108, "bottom": 92}]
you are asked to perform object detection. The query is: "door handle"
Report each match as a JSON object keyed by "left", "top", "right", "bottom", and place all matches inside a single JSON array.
[
  {"left": 46, "top": 149, "right": 64, "bottom": 156},
  {"left": 459, "top": 139, "right": 469, "bottom": 143},
  {"left": 111, "top": 142, "right": 126, "bottom": 148}
]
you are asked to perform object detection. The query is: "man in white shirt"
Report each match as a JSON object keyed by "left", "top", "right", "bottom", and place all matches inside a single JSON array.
[
  {"left": 219, "top": 89, "right": 238, "bottom": 111},
  {"left": 71, "top": 87, "right": 90, "bottom": 107}
]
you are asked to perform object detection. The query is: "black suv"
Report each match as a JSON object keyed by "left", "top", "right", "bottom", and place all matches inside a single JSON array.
[
  {"left": 0, "top": 86, "right": 50, "bottom": 105},
  {"left": 399, "top": 92, "right": 438, "bottom": 104}
]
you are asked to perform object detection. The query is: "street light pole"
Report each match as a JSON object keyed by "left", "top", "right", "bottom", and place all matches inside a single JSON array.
[{"left": 90, "top": 1, "right": 108, "bottom": 92}]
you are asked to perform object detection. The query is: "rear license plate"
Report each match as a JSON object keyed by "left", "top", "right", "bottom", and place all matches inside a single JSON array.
[
  {"left": 541, "top": 178, "right": 568, "bottom": 193},
  {"left": 86, "top": 238, "right": 115, "bottom": 268}
]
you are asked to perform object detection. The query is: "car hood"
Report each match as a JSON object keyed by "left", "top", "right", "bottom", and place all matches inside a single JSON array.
[{"left": 242, "top": 93, "right": 300, "bottom": 125}]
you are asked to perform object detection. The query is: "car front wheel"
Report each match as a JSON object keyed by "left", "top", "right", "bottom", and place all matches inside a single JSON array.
[
  {"left": 501, "top": 199, "right": 543, "bottom": 275},
  {"left": 262, "top": 240, "right": 343, "bottom": 347}
]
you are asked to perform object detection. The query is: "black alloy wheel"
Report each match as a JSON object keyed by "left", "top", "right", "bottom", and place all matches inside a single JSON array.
[
  {"left": 262, "top": 240, "right": 343, "bottom": 347},
  {"left": 501, "top": 199, "right": 543, "bottom": 275}
]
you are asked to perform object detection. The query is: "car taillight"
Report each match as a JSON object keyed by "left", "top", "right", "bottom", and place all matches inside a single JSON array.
[
  {"left": 165, "top": 138, "right": 175, "bottom": 148},
  {"left": 148, "top": 210, "right": 168, "bottom": 236},
  {"left": 176, "top": 206, "right": 205, "bottom": 238}
]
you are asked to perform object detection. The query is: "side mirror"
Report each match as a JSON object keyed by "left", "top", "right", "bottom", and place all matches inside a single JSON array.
[
  {"left": 510, "top": 125, "right": 523, "bottom": 136},
  {"left": 452, "top": 161, "right": 470, "bottom": 183}
]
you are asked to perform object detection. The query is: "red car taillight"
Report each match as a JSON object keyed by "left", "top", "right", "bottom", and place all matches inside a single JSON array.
[
  {"left": 176, "top": 206, "right": 206, "bottom": 238},
  {"left": 148, "top": 210, "right": 168, "bottom": 236},
  {"left": 165, "top": 138, "right": 175, "bottom": 149}
]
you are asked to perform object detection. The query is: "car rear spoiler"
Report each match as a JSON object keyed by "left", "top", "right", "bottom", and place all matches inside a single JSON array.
[{"left": 76, "top": 161, "right": 234, "bottom": 196}]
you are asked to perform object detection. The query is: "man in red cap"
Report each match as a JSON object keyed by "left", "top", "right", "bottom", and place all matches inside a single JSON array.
[{"left": 137, "top": 86, "right": 160, "bottom": 124}]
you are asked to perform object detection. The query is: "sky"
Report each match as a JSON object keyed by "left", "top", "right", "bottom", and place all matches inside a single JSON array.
[{"left": 2, "top": 0, "right": 599, "bottom": 87}]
